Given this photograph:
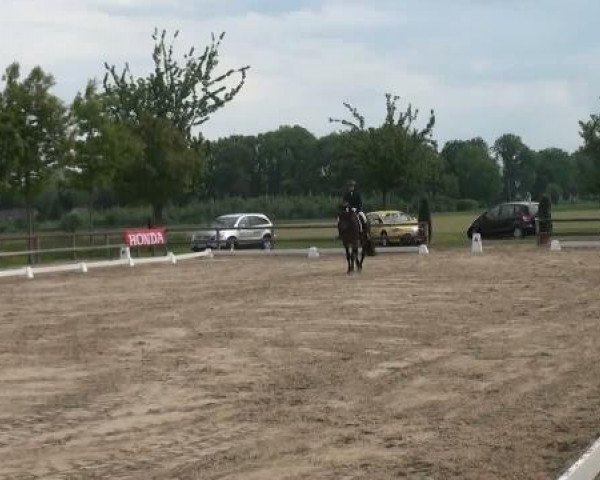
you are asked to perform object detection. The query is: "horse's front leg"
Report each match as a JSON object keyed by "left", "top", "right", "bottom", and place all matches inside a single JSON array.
[
  {"left": 357, "top": 245, "right": 365, "bottom": 272},
  {"left": 345, "top": 245, "right": 353, "bottom": 274},
  {"left": 352, "top": 245, "right": 359, "bottom": 272}
]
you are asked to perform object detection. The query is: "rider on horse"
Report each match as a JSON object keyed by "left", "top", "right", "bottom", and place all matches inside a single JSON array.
[{"left": 342, "top": 179, "right": 369, "bottom": 237}]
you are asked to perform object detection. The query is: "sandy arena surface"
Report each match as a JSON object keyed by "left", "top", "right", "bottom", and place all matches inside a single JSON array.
[{"left": 1, "top": 247, "right": 600, "bottom": 479}]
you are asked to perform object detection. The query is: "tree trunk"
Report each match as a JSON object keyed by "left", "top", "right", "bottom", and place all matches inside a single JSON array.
[
  {"left": 88, "top": 193, "right": 94, "bottom": 232},
  {"left": 152, "top": 204, "right": 164, "bottom": 226},
  {"left": 381, "top": 190, "right": 387, "bottom": 208}
]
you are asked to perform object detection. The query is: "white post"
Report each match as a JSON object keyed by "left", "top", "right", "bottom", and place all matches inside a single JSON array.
[
  {"left": 419, "top": 244, "right": 429, "bottom": 255},
  {"left": 80, "top": 262, "right": 88, "bottom": 273},
  {"left": 550, "top": 240, "right": 562, "bottom": 252},
  {"left": 471, "top": 233, "right": 483, "bottom": 254},
  {"left": 25, "top": 266, "right": 34, "bottom": 279},
  {"left": 169, "top": 252, "right": 177, "bottom": 265},
  {"left": 308, "top": 246, "right": 319, "bottom": 259}
]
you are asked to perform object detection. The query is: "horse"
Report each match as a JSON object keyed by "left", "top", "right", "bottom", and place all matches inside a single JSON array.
[{"left": 337, "top": 207, "right": 375, "bottom": 274}]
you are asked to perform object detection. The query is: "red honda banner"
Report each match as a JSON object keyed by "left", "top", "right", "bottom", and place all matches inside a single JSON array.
[{"left": 124, "top": 228, "right": 167, "bottom": 247}]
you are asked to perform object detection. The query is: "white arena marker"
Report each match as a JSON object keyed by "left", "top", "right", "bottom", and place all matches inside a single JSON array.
[
  {"left": 557, "top": 436, "right": 600, "bottom": 480},
  {"left": 550, "top": 240, "right": 562, "bottom": 252},
  {"left": 128, "top": 257, "right": 135, "bottom": 267},
  {"left": 308, "top": 246, "right": 320, "bottom": 259},
  {"left": 25, "top": 266, "right": 34, "bottom": 279},
  {"left": 80, "top": 262, "right": 88, "bottom": 273},
  {"left": 419, "top": 244, "right": 429, "bottom": 255},
  {"left": 120, "top": 246, "right": 131, "bottom": 260},
  {"left": 169, "top": 252, "right": 177, "bottom": 265},
  {"left": 471, "top": 233, "right": 483, "bottom": 254}
]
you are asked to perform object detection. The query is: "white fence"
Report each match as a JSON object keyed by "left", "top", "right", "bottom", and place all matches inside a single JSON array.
[
  {"left": 0, "top": 249, "right": 212, "bottom": 280},
  {"left": 0, "top": 244, "right": 427, "bottom": 281}
]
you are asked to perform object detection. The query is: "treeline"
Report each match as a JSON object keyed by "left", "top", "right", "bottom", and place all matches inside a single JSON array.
[{"left": 1, "top": 28, "right": 599, "bottom": 233}]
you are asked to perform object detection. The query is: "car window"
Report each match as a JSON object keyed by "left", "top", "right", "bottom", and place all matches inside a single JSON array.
[
  {"left": 212, "top": 216, "right": 238, "bottom": 228},
  {"left": 500, "top": 204, "right": 516, "bottom": 218},
  {"left": 249, "top": 216, "right": 268, "bottom": 226},
  {"left": 486, "top": 206, "right": 501, "bottom": 219},
  {"left": 367, "top": 214, "right": 381, "bottom": 224},
  {"left": 527, "top": 204, "right": 539, "bottom": 216},
  {"left": 237, "top": 217, "right": 250, "bottom": 228},
  {"left": 383, "top": 212, "right": 402, "bottom": 224}
]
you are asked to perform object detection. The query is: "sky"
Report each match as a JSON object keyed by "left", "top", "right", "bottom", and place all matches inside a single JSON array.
[{"left": 2, "top": 0, "right": 599, "bottom": 152}]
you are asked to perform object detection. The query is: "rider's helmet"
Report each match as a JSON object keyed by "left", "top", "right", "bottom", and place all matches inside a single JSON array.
[{"left": 346, "top": 179, "right": 357, "bottom": 190}]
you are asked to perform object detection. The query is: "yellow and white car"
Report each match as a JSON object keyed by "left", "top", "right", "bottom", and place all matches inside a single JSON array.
[{"left": 366, "top": 210, "right": 423, "bottom": 246}]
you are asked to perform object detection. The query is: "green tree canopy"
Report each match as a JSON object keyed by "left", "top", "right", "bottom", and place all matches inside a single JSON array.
[
  {"left": 579, "top": 108, "right": 600, "bottom": 196},
  {"left": 103, "top": 29, "right": 249, "bottom": 144},
  {"left": 102, "top": 29, "right": 250, "bottom": 221},
  {"left": 330, "top": 94, "right": 436, "bottom": 206},
  {"left": 68, "top": 81, "right": 143, "bottom": 227},
  {"left": 493, "top": 134, "right": 535, "bottom": 201},
  {"left": 0, "top": 62, "right": 67, "bottom": 241},
  {"left": 441, "top": 138, "right": 502, "bottom": 204}
]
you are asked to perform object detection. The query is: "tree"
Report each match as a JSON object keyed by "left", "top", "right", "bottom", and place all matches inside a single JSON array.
[
  {"left": 113, "top": 115, "right": 200, "bottom": 222},
  {"left": 0, "top": 62, "right": 67, "bottom": 256},
  {"left": 579, "top": 108, "right": 600, "bottom": 196},
  {"left": 330, "top": 94, "right": 436, "bottom": 206},
  {"left": 103, "top": 29, "right": 249, "bottom": 221},
  {"left": 441, "top": 138, "right": 502, "bottom": 204},
  {"left": 532, "top": 148, "right": 574, "bottom": 201},
  {"left": 68, "top": 81, "right": 143, "bottom": 228},
  {"left": 493, "top": 134, "right": 535, "bottom": 201},
  {"left": 316, "top": 132, "right": 359, "bottom": 194},
  {"left": 256, "top": 126, "right": 319, "bottom": 196},
  {"left": 206, "top": 135, "right": 256, "bottom": 198}
]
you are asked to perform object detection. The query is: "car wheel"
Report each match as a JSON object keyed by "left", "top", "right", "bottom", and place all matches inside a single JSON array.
[
  {"left": 261, "top": 234, "right": 273, "bottom": 250},
  {"left": 513, "top": 227, "right": 524, "bottom": 239},
  {"left": 380, "top": 232, "right": 389, "bottom": 247},
  {"left": 226, "top": 236, "right": 238, "bottom": 249}
]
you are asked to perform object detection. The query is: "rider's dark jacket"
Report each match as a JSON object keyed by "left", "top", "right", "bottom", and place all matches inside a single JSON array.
[{"left": 343, "top": 190, "right": 363, "bottom": 211}]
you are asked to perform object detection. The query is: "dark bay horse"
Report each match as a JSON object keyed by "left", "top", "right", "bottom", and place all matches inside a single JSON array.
[{"left": 337, "top": 207, "right": 375, "bottom": 274}]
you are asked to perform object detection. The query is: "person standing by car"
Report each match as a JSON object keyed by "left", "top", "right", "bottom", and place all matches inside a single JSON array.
[{"left": 342, "top": 179, "right": 369, "bottom": 235}]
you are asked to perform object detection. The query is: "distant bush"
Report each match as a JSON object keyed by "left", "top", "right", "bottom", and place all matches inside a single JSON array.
[
  {"left": 60, "top": 212, "right": 84, "bottom": 232},
  {"left": 456, "top": 199, "right": 479, "bottom": 211},
  {"left": 430, "top": 195, "right": 457, "bottom": 213}
]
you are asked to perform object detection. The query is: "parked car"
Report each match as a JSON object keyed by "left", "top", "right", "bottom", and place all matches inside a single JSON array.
[
  {"left": 366, "top": 210, "right": 423, "bottom": 246},
  {"left": 191, "top": 213, "right": 275, "bottom": 251},
  {"left": 467, "top": 202, "right": 539, "bottom": 239}
]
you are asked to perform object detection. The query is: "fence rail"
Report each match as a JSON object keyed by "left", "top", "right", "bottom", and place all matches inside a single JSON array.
[{"left": 0, "top": 220, "right": 427, "bottom": 266}]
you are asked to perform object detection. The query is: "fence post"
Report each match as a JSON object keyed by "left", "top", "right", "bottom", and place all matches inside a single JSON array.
[
  {"left": 36, "top": 235, "right": 41, "bottom": 264},
  {"left": 418, "top": 221, "right": 429, "bottom": 245},
  {"left": 72, "top": 234, "right": 77, "bottom": 261},
  {"left": 105, "top": 234, "right": 109, "bottom": 258},
  {"left": 216, "top": 228, "right": 221, "bottom": 250}
]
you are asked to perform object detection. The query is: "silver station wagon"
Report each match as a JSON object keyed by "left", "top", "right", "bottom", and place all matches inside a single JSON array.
[{"left": 191, "top": 213, "right": 275, "bottom": 251}]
